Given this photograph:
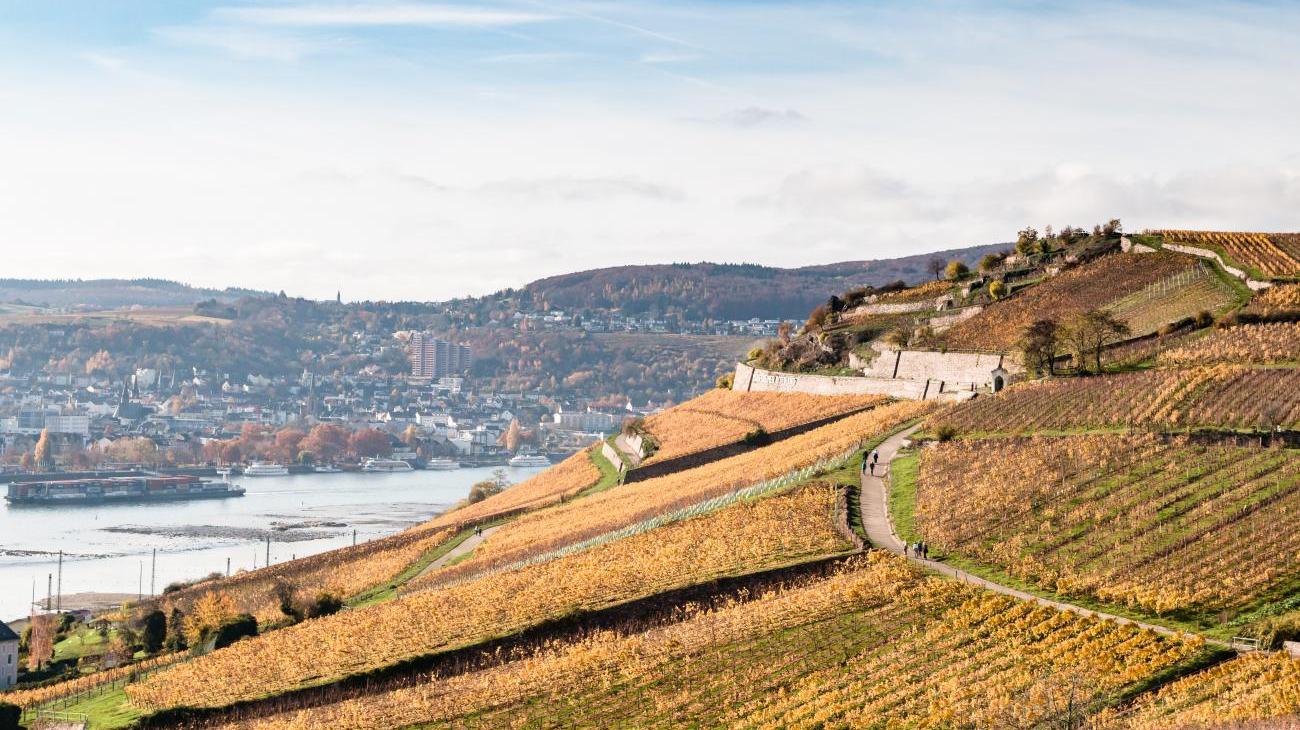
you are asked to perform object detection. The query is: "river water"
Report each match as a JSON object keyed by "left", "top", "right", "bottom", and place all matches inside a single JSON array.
[{"left": 0, "top": 465, "right": 545, "bottom": 621}]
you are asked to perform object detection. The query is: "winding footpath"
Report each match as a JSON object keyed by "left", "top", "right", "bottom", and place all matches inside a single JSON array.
[
  {"left": 860, "top": 424, "right": 1251, "bottom": 653},
  {"left": 414, "top": 526, "right": 500, "bottom": 580}
]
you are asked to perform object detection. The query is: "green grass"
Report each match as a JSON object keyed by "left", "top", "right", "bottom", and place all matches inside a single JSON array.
[
  {"left": 53, "top": 628, "right": 111, "bottom": 662},
  {"left": 348, "top": 528, "right": 481, "bottom": 608},
  {"left": 886, "top": 450, "right": 921, "bottom": 545},
  {"left": 579, "top": 446, "right": 624, "bottom": 498},
  {"left": 38, "top": 686, "right": 141, "bottom": 730}
]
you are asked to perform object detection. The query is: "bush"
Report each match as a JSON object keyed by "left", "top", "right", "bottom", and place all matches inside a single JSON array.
[
  {"left": 1194, "top": 310, "right": 1214, "bottom": 328},
  {"left": 139, "top": 609, "right": 167, "bottom": 654},
  {"left": 742, "top": 428, "right": 770, "bottom": 447},
  {"left": 1250, "top": 610, "right": 1300, "bottom": 650},
  {"left": 988, "top": 280, "right": 1007, "bottom": 300},
  {"left": 746, "top": 346, "right": 763, "bottom": 361},
  {"left": 0, "top": 701, "right": 20, "bottom": 730},
  {"left": 944, "top": 260, "right": 970, "bottom": 280},
  {"left": 715, "top": 372, "right": 734, "bottom": 389},
  {"left": 306, "top": 593, "right": 344, "bottom": 619},
  {"left": 201, "top": 614, "right": 258, "bottom": 653},
  {"left": 935, "top": 425, "right": 959, "bottom": 442}
]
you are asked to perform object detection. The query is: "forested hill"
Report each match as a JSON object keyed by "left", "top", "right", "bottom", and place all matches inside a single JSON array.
[
  {"left": 515, "top": 243, "right": 1010, "bottom": 320},
  {"left": 0, "top": 278, "right": 267, "bottom": 309}
]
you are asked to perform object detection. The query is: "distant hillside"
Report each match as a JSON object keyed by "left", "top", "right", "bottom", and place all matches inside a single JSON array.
[
  {"left": 0, "top": 278, "right": 267, "bottom": 309},
  {"left": 513, "top": 244, "right": 1010, "bottom": 320}
]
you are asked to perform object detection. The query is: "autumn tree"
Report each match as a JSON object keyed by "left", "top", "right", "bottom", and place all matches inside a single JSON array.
[
  {"left": 349, "top": 428, "right": 392, "bottom": 458},
  {"left": 499, "top": 419, "right": 524, "bottom": 453},
  {"left": 26, "top": 614, "right": 55, "bottom": 671},
  {"left": 944, "top": 260, "right": 969, "bottom": 280},
  {"left": 1016, "top": 226, "right": 1039, "bottom": 256},
  {"left": 1062, "top": 309, "right": 1130, "bottom": 374},
  {"left": 84, "top": 349, "right": 116, "bottom": 376},
  {"left": 273, "top": 428, "right": 306, "bottom": 464},
  {"left": 183, "top": 592, "right": 238, "bottom": 647},
  {"left": 33, "top": 428, "right": 53, "bottom": 470},
  {"left": 300, "top": 424, "right": 350, "bottom": 463},
  {"left": 1019, "top": 319, "right": 1059, "bottom": 376},
  {"left": 988, "top": 280, "right": 1007, "bottom": 300}
]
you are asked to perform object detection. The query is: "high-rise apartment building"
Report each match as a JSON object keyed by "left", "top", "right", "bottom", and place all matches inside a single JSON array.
[{"left": 410, "top": 333, "right": 473, "bottom": 380}]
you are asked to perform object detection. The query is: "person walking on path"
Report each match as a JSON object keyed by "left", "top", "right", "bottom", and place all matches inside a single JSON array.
[{"left": 872, "top": 451, "right": 880, "bottom": 475}]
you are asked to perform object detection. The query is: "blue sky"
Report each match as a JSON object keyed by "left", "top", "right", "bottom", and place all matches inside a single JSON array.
[{"left": 2, "top": 1, "right": 1299, "bottom": 300}]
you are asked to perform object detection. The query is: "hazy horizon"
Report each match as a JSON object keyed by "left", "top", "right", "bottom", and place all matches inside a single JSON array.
[{"left": 3, "top": 1, "right": 1299, "bottom": 300}]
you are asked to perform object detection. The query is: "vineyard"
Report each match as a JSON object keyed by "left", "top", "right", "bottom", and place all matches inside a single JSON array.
[
  {"left": 1159, "top": 322, "right": 1300, "bottom": 366},
  {"left": 1252, "top": 283, "right": 1300, "bottom": 311},
  {"left": 914, "top": 434, "right": 1300, "bottom": 615},
  {"left": 152, "top": 523, "right": 456, "bottom": 623},
  {"left": 1097, "top": 652, "right": 1300, "bottom": 729},
  {"left": 146, "top": 450, "right": 602, "bottom": 623},
  {"left": 1103, "top": 263, "right": 1238, "bottom": 335},
  {"left": 639, "top": 390, "right": 887, "bottom": 465},
  {"left": 1151, "top": 230, "right": 1300, "bottom": 279},
  {"left": 941, "top": 252, "right": 1198, "bottom": 350},
  {"left": 428, "top": 447, "right": 601, "bottom": 525},
  {"left": 126, "top": 483, "right": 853, "bottom": 712},
  {"left": 929, "top": 366, "right": 1300, "bottom": 435},
  {"left": 425, "top": 401, "right": 934, "bottom": 584},
  {"left": 198, "top": 553, "right": 1203, "bottom": 730}
]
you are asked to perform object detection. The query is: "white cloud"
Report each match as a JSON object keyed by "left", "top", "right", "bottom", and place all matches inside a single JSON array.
[
  {"left": 153, "top": 25, "right": 330, "bottom": 61},
  {"left": 81, "top": 52, "right": 127, "bottom": 72},
  {"left": 478, "top": 51, "right": 583, "bottom": 64},
  {"left": 213, "top": 3, "right": 553, "bottom": 27},
  {"left": 707, "top": 106, "right": 806, "bottom": 128},
  {"left": 640, "top": 51, "right": 701, "bottom": 64}
]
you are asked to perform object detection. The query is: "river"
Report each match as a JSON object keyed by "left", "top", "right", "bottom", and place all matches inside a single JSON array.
[{"left": 0, "top": 465, "right": 546, "bottom": 622}]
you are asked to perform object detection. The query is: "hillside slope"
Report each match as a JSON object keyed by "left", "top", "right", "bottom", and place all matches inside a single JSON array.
[{"left": 508, "top": 243, "right": 1009, "bottom": 320}]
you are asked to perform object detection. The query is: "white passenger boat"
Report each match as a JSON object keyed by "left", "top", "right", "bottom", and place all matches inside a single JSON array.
[
  {"left": 425, "top": 457, "right": 461, "bottom": 471},
  {"left": 243, "top": 462, "right": 290, "bottom": 477},
  {"left": 313, "top": 464, "right": 343, "bottom": 474},
  {"left": 507, "top": 452, "right": 551, "bottom": 468},
  {"left": 362, "top": 458, "right": 414, "bottom": 472}
]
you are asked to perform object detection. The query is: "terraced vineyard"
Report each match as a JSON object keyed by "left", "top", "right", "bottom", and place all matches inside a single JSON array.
[
  {"left": 126, "top": 483, "right": 854, "bottom": 712},
  {"left": 942, "top": 252, "right": 1199, "bottom": 350},
  {"left": 432, "top": 446, "right": 601, "bottom": 525},
  {"left": 200, "top": 554, "right": 1204, "bottom": 730},
  {"left": 154, "top": 521, "right": 457, "bottom": 623},
  {"left": 1096, "top": 652, "right": 1300, "bottom": 729},
  {"left": 915, "top": 434, "right": 1300, "bottom": 615},
  {"left": 1104, "top": 262, "right": 1237, "bottom": 335},
  {"left": 1152, "top": 229, "right": 1300, "bottom": 278},
  {"left": 426, "top": 400, "right": 933, "bottom": 583},
  {"left": 1159, "top": 322, "right": 1300, "bottom": 366},
  {"left": 929, "top": 366, "right": 1300, "bottom": 435},
  {"left": 639, "top": 390, "right": 887, "bottom": 465}
]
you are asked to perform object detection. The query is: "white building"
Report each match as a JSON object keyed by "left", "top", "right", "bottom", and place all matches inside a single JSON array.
[{"left": 0, "top": 622, "right": 18, "bottom": 688}]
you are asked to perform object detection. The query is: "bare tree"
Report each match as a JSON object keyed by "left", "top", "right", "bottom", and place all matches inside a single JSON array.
[{"left": 927, "top": 256, "right": 946, "bottom": 280}]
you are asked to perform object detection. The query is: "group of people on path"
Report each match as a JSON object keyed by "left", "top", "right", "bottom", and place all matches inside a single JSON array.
[
  {"left": 862, "top": 449, "right": 880, "bottom": 476},
  {"left": 905, "top": 541, "right": 930, "bottom": 559}
]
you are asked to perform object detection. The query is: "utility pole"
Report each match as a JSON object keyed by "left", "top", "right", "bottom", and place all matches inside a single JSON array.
[
  {"left": 56, "top": 550, "right": 63, "bottom": 613},
  {"left": 352, "top": 529, "right": 357, "bottom": 546},
  {"left": 265, "top": 537, "right": 271, "bottom": 567},
  {"left": 46, "top": 573, "right": 52, "bottom": 614},
  {"left": 138, "top": 561, "right": 143, "bottom": 602},
  {"left": 150, "top": 548, "right": 157, "bottom": 597},
  {"left": 226, "top": 557, "right": 231, "bottom": 577}
]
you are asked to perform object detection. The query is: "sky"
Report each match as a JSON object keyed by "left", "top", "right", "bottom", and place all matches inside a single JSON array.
[{"left": 1, "top": 1, "right": 1299, "bottom": 301}]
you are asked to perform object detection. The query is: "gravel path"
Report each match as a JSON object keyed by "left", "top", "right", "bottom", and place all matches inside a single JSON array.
[{"left": 414, "top": 526, "right": 500, "bottom": 580}]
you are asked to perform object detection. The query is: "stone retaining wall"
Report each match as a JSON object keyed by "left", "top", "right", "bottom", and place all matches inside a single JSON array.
[{"left": 1162, "top": 242, "right": 1273, "bottom": 291}]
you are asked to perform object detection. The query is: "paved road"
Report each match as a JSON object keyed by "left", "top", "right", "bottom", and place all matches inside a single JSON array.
[
  {"left": 859, "top": 424, "right": 1248, "bottom": 652},
  {"left": 414, "top": 526, "right": 499, "bottom": 580}
]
